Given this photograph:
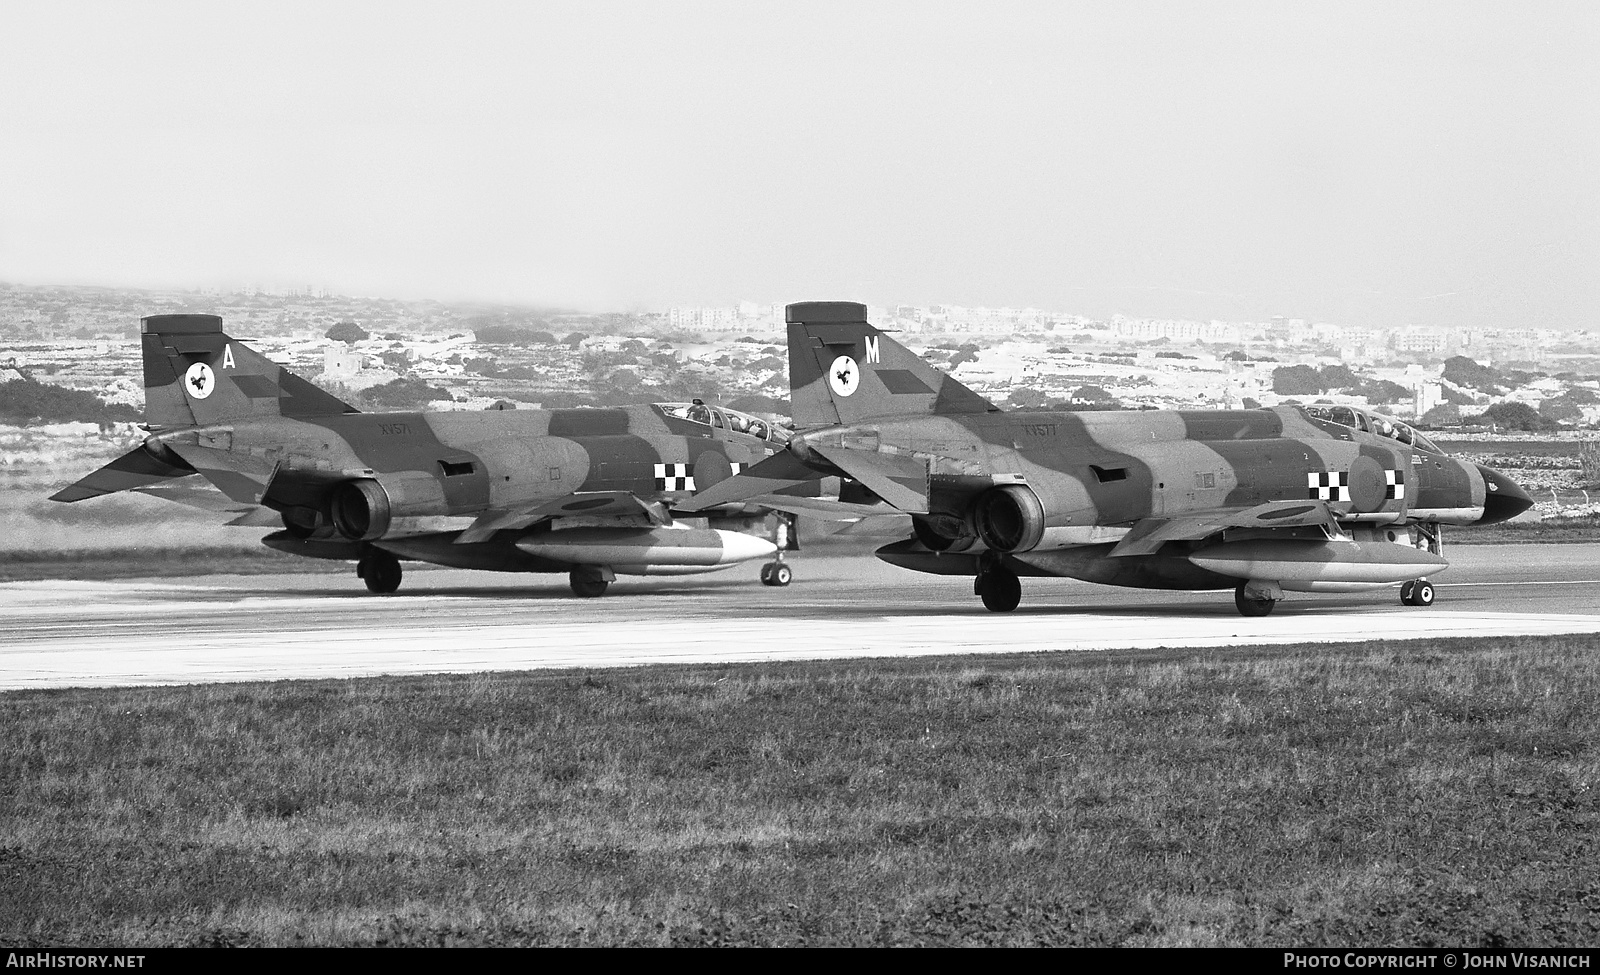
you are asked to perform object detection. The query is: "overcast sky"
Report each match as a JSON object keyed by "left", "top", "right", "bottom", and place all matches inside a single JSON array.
[{"left": 2, "top": 1, "right": 1595, "bottom": 328}]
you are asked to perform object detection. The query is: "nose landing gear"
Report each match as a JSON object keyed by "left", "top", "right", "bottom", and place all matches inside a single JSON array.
[
  {"left": 759, "top": 558, "right": 793, "bottom": 586},
  {"left": 760, "top": 512, "right": 795, "bottom": 586}
]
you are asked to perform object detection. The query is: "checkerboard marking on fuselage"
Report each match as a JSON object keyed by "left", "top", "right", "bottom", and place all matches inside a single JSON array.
[
  {"left": 1308, "top": 468, "right": 1407, "bottom": 502},
  {"left": 654, "top": 462, "right": 694, "bottom": 492},
  {"left": 1308, "top": 471, "right": 1350, "bottom": 502}
]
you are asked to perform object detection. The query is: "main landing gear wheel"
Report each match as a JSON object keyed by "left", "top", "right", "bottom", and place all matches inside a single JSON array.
[
  {"left": 569, "top": 569, "right": 610, "bottom": 598},
  {"left": 1401, "top": 580, "right": 1436, "bottom": 607},
  {"left": 759, "top": 562, "right": 793, "bottom": 587},
  {"left": 976, "top": 565, "right": 1022, "bottom": 613},
  {"left": 1234, "top": 585, "right": 1276, "bottom": 617},
  {"left": 357, "top": 552, "right": 402, "bottom": 594}
]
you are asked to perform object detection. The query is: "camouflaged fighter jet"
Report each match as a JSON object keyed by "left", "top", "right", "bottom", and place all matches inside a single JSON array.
[
  {"left": 680, "top": 301, "right": 1535, "bottom": 616},
  {"left": 50, "top": 313, "right": 805, "bottom": 596}
]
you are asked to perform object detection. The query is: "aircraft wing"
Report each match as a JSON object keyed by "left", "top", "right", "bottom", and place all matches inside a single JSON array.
[
  {"left": 736, "top": 495, "right": 903, "bottom": 521},
  {"left": 454, "top": 491, "right": 672, "bottom": 544},
  {"left": 805, "top": 444, "right": 930, "bottom": 514},
  {"left": 827, "top": 513, "right": 914, "bottom": 536},
  {"left": 1108, "top": 500, "right": 1338, "bottom": 558},
  {"left": 224, "top": 507, "right": 288, "bottom": 527},
  {"left": 675, "top": 450, "right": 828, "bottom": 512},
  {"left": 48, "top": 444, "right": 196, "bottom": 502}
]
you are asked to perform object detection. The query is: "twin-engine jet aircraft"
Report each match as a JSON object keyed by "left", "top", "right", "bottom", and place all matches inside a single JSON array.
[
  {"left": 682, "top": 302, "right": 1535, "bottom": 616},
  {"left": 51, "top": 314, "right": 803, "bottom": 596}
]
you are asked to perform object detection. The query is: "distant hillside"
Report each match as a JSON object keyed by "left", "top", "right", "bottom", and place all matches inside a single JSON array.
[{"left": 0, "top": 379, "right": 141, "bottom": 426}]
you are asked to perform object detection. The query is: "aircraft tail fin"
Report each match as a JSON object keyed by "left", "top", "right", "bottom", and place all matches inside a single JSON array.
[
  {"left": 785, "top": 301, "right": 1000, "bottom": 429},
  {"left": 140, "top": 314, "right": 357, "bottom": 430}
]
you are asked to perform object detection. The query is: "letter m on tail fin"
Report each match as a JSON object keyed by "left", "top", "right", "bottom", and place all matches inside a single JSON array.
[
  {"left": 141, "top": 314, "right": 357, "bottom": 429},
  {"left": 785, "top": 301, "right": 998, "bottom": 428}
]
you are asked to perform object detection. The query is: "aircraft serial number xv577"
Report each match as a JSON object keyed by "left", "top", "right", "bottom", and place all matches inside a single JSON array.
[{"left": 683, "top": 301, "right": 1535, "bottom": 616}]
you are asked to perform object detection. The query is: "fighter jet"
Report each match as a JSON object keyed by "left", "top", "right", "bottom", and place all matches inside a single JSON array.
[
  {"left": 680, "top": 301, "right": 1535, "bottom": 616},
  {"left": 51, "top": 314, "right": 803, "bottom": 596}
]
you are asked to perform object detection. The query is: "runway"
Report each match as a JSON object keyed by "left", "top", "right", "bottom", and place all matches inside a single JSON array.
[{"left": 4, "top": 543, "right": 1600, "bottom": 691}]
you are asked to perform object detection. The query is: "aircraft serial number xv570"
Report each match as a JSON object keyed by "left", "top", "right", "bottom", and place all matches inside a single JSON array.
[{"left": 52, "top": 314, "right": 809, "bottom": 595}]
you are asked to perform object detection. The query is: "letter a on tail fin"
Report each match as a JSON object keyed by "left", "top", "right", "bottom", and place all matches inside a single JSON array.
[
  {"left": 785, "top": 301, "right": 999, "bottom": 428},
  {"left": 140, "top": 314, "right": 357, "bottom": 430}
]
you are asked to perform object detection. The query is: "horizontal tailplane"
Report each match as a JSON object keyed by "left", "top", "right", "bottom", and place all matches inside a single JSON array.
[{"left": 49, "top": 442, "right": 195, "bottom": 503}]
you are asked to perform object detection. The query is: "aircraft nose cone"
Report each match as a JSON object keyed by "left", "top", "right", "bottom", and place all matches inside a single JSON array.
[{"left": 1478, "top": 465, "right": 1534, "bottom": 525}]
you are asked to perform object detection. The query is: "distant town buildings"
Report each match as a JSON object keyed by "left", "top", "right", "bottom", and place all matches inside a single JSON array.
[
  {"left": 3, "top": 280, "right": 1598, "bottom": 428},
  {"left": 667, "top": 306, "right": 740, "bottom": 329},
  {"left": 1112, "top": 317, "right": 1242, "bottom": 345}
]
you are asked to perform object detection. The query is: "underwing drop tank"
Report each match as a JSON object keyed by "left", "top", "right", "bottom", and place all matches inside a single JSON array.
[
  {"left": 1186, "top": 536, "right": 1448, "bottom": 593},
  {"left": 514, "top": 526, "right": 777, "bottom": 576}
]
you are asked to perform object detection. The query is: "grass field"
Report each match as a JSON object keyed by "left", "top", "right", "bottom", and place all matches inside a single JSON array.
[
  {"left": 0, "top": 547, "right": 353, "bottom": 582},
  {"left": 4, "top": 636, "right": 1600, "bottom": 947},
  {"left": 1448, "top": 515, "right": 1600, "bottom": 545}
]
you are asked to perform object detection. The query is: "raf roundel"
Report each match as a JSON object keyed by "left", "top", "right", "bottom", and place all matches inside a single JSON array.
[
  {"left": 828, "top": 355, "right": 860, "bottom": 398},
  {"left": 184, "top": 362, "right": 216, "bottom": 400}
]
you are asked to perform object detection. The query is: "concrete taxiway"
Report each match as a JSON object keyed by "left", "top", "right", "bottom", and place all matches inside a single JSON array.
[{"left": 4, "top": 543, "right": 1600, "bottom": 691}]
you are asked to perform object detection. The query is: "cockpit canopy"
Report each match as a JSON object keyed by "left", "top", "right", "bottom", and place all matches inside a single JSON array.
[
  {"left": 1303, "top": 405, "right": 1443, "bottom": 455},
  {"left": 656, "top": 402, "right": 787, "bottom": 443}
]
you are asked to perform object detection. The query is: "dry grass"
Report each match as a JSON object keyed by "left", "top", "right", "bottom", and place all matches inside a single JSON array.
[
  {"left": 4, "top": 636, "right": 1600, "bottom": 946},
  {"left": 1457, "top": 516, "right": 1600, "bottom": 544},
  {"left": 0, "top": 475, "right": 333, "bottom": 580},
  {"left": 0, "top": 547, "right": 346, "bottom": 582}
]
